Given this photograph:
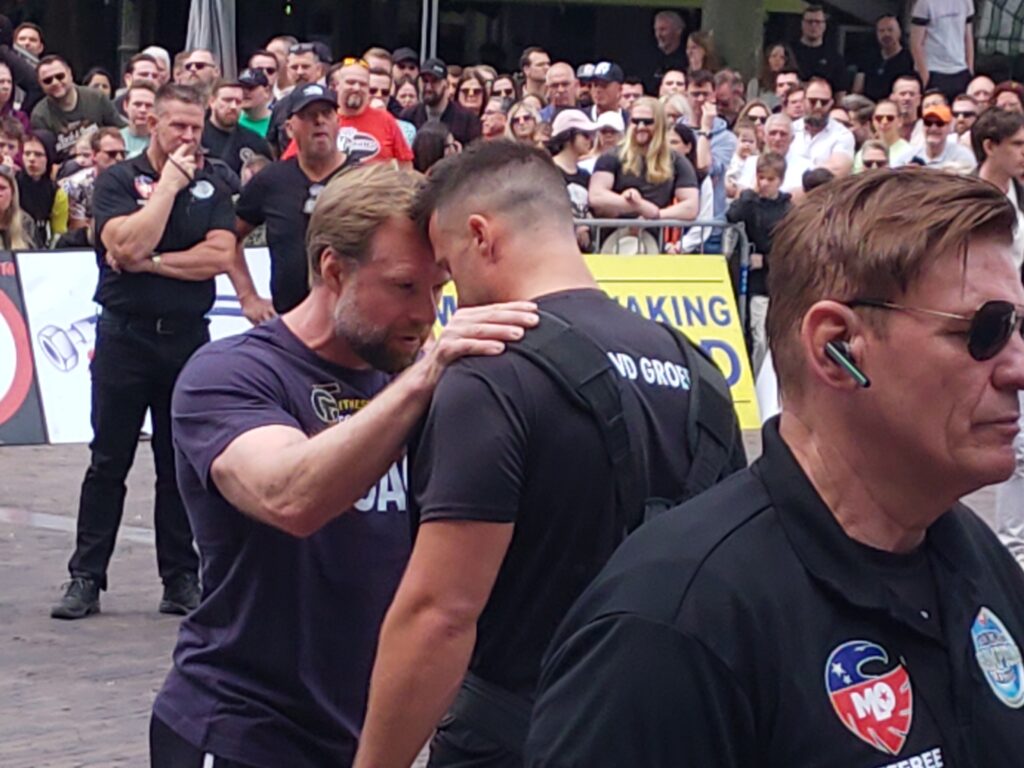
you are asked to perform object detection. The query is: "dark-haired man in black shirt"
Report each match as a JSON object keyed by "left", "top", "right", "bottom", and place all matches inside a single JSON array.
[
  {"left": 400, "top": 57, "right": 480, "bottom": 146},
  {"left": 856, "top": 14, "right": 915, "bottom": 102},
  {"left": 52, "top": 83, "right": 236, "bottom": 620},
  {"left": 792, "top": 4, "right": 848, "bottom": 93},
  {"left": 201, "top": 80, "right": 273, "bottom": 175},
  {"left": 356, "top": 141, "right": 743, "bottom": 768},
  {"left": 232, "top": 83, "right": 353, "bottom": 320}
]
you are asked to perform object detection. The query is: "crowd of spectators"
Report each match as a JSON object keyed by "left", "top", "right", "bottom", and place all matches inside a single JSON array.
[{"left": 1, "top": 3, "right": 1019, "bottom": 362}]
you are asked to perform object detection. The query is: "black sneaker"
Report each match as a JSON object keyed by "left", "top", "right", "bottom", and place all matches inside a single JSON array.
[
  {"left": 159, "top": 573, "right": 200, "bottom": 615},
  {"left": 51, "top": 577, "right": 101, "bottom": 620}
]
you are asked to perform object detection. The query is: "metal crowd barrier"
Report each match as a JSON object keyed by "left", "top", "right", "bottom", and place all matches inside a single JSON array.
[{"left": 573, "top": 218, "right": 752, "bottom": 326}]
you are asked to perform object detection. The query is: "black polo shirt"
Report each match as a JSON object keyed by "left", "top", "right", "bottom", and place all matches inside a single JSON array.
[
  {"left": 202, "top": 121, "right": 274, "bottom": 175},
  {"left": 526, "top": 417, "right": 1024, "bottom": 767},
  {"left": 400, "top": 100, "right": 481, "bottom": 146},
  {"left": 862, "top": 47, "right": 916, "bottom": 102},
  {"left": 92, "top": 152, "right": 235, "bottom": 318}
]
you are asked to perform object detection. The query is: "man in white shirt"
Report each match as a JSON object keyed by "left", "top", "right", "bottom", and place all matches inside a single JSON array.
[
  {"left": 893, "top": 103, "right": 976, "bottom": 173},
  {"left": 910, "top": 0, "right": 974, "bottom": 101},
  {"left": 738, "top": 113, "right": 812, "bottom": 196},
  {"left": 790, "top": 77, "right": 854, "bottom": 177}
]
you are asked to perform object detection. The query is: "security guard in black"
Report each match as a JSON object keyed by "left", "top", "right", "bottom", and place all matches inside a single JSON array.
[
  {"left": 58, "top": 86, "right": 235, "bottom": 619},
  {"left": 526, "top": 418, "right": 1024, "bottom": 767}
]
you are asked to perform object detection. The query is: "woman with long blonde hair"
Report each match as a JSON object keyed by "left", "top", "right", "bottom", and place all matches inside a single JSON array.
[
  {"left": 588, "top": 96, "right": 699, "bottom": 221},
  {"left": 0, "top": 164, "right": 34, "bottom": 249},
  {"left": 505, "top": 100, "right": 542, "bottom": 144}
]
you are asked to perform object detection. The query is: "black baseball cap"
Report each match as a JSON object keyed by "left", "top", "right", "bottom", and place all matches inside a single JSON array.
[
  {"left": 288, "top": 83, "right": 338, "bottom": 116},
  {"left": 238, "top": 68, "right": 269, "bottom": 88},
  {"left": 393, "top": 47, "right": 419, "bottom": 65},
  {"left": 591, "top": 61, "right": 625, "bottom": 84},
  {"left": 420, "top": 57, "right": 447, "bottom": 80}
]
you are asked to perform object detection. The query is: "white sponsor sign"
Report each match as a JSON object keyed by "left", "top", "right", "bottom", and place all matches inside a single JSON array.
[{"left": 17, "top": 249, "right": 272, "bottom": 443}]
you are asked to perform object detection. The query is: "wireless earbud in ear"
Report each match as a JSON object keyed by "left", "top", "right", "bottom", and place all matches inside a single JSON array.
[{"left": 824, "top": 341, "right": 871, "bottom": 389}]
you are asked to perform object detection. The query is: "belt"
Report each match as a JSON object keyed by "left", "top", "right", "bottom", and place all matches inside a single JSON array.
[{"left": 100, "top": 309, "right": 207, "bottom": 335}]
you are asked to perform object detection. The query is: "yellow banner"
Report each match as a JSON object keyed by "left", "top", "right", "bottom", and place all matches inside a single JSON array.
[{"left": 436, "top": 254, "right": 759, "bottom": 430}]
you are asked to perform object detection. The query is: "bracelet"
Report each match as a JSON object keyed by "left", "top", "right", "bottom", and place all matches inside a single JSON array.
[{"left": 151, "top": 253, "right": 162, "bottom": 270}]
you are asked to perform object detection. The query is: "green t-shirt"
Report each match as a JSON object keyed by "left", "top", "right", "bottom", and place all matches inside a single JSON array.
[
  {"left": 239, "top": 112, "right": 271, "bottom": 138},
  {"left": 30, "top": 85, "right": 125, "bottom": 161}
]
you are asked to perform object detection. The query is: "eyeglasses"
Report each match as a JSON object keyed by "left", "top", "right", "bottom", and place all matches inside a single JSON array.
[
  {"left": 184, "top": 61, "right": 213, "bottom": 72},
  {"left": 631, "top": 117, "right": 655, "bottom": 127},
  {"left": 807, "top": 97, "right": 830, "bottom": 108},
  {"left": 873, "top": 113, "right": 897, "bottom": 123},
  {"left": 341, "top": 57, "right": 369, "bottom": 69},
  {"left": 862, "top": 159, "right": 888, "bottom": 169},
  {"left": 369, "top": 87, "right": 389, "bottom": 97},
  {"left": 848, "top": 299, "right": 1024, "bottom": 361},
  {"left": 512, "top": 115, "right": 535, "bottom": 124},
  {"left": 953, "top": 110, "right": 977, "bottom": 118},
  {"left": 923, "top": 118, "right": 948, "bottom": 128},
  {"left": 41, "top": 72, "right": 67, "bottom": 85},
  {"left": 459, "top": 86, "right": 483, "bottom": 96}
]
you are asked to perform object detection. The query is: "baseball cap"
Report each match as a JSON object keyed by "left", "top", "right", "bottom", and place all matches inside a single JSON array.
[
  {"left": 922, "top": 104, "right": 953, "bottom": 124},
  {"left": 591, "top": 61, "right": 625, "bottom": 85},
  {"left": 393, "top": 47, "right": 419, "bottom": 65},
  {"left": 576, "top": 63, "right": 595, "bottom": 83},
  {"left": 288, "top": 83, "right": 338, "bottom": 116},
  {"left": 420, "top": 57, "right": 447, "bottom": 80},
  {"left": 238, "top": 68, "right": 269, "bottom": 88},
  {"left": 552, "top": 109, "right": 598, "bottom": 136},
  {"left": 595, "top": 111, "right": 625, "bottom": 133}
]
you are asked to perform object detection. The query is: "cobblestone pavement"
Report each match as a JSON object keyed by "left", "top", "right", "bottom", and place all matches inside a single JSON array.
[{"left": 0, "top": 436, "right": 996, "bottom": 767}]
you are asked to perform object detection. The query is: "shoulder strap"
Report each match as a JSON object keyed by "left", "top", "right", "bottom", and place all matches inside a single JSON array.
[
  {"left": 659, "top": 323, "right": 739, "bottom": 499},
  {"left": 509, "top": 309, "right": 647, "bottom": 536}
]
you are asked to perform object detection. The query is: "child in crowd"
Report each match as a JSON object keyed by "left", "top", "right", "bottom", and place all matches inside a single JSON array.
[
  {"left": 726, "top": 151, "right": 792, "bottom": 373},
  {"left": 725, "top": 119, "right": 758, "bottom": 200}
]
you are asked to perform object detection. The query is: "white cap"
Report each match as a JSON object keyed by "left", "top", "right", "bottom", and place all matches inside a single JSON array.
[{"left": 595, "top": 111, "right": 625, "bottom": 133}]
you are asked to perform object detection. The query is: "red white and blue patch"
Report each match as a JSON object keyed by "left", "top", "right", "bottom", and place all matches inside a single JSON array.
[
  {"left": 825, "top": 640, "right": 913, "bottom": 756},
  {"left": 971, "top": 607, "right": 1024, "bottom": 709}
]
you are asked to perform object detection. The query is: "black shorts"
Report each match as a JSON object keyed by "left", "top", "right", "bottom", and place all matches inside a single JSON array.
[{"left": 149, "top": 714, "right": 258, "bottom": 768}]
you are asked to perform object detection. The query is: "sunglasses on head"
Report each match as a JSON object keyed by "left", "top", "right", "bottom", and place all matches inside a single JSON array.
[
  {"left": 631, "top": 117, "right": 655, "bottom": 127},
  {"left": 849, "top": 299, "right": 1024, "bottom": 361},
  {"left": 41, "top": 72, "right": 67, "bottom": 85},
  {"left": 341, "top": 57, "right": 369, "bottom": 69}
]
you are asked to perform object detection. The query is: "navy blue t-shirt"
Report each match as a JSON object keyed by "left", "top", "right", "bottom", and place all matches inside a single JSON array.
[{"left": 153, "top": 318, "right": 410, "bottom": 768}]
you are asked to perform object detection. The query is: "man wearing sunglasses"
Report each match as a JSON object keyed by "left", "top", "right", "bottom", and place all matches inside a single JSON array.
[
  {"left": 894, "top": 103, "right": 976, "bottom": 173},
  {"left": 30, "top": 54, "right": 124, "bottom": 163},
  {"left": 59, "top": 126, "right": 126, "bottom": 232},
  {"left": 527, "top": 168, "right": 1024, "bottom": 768},
  {"left": 180, "top": 49, "right": 221, "bottom": 101},
  {"left": 790, "top": 77, "right": 854, "bottom": 177}
]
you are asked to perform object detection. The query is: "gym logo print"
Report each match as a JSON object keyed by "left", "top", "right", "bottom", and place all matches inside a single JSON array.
[
  {"left": 825, "top": 640, "right": 912, "bottom": 756},
  {"left": 310, "top": 383, "right": 369, "bottom": 424},
  {"left": 971, "top": 606, "right": 1024, "bottom": 709}
]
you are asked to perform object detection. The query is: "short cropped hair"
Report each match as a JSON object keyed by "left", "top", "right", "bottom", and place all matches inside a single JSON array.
[
  {"left": 689, "top": 69, "right": 714, "bottom": 88},
  {"left": 973, "top": 107, "right": 1024, "bottom": 161},
  {"left": 413, "top": 139, "right": 573, "bottom": 233},
  {"left": 756, "top": 151, "right": 786, "bottom": 178},
  {"left": 363, "top": 46, "right": 392, "bottom": 64},
  {"left": 211, "top": 79, "right": 244, "bottom": 97},
  {"left": 127, "top": 53, "right": 158, "bottom": 75},
  {"left": 801, "top": 167, "right": 834, "bottom": 191},
  {"left": 520, "top": 46, "right": 547, "bottom": 71},
  {"left": 37, "top": 53, "right": 70, "bottom": 71},
  {"left": 767, "top": 169, "right": 1016, "bottom": 398},
  {"left": 125, "top": 80, "right": 158, "bottom": 101},
  {"left": 154, "top": 83, "right": 204, "bottom": 111},
  {"left": 14, "top": 22, "right": 43, "bottom": 43},
  {"left": 306, "top": 163, "right": 425, "bottom": 283}
]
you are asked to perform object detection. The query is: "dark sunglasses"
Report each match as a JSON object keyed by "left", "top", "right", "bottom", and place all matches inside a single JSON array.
[
  {"left": 749, "top": 114, "right": 768, "bottom": 124},
  {"left": 631, "top": 117, "right": 655, "bottom": 127},
  {"left": 493, "top": 87, "right": 514, "bottom": 96},
  {"left": 862, "top": 159, "right": 888, "bottom": 169},
  {"left": 849, "top": 299, "right": 1024, "bottom": 361},
  {"left": 807, "top": 97, "right": 830, "bottom": 108},
  {"left": 369, "top": 87, "right": 389, "bottom": 96},
  {"left": 184, "top": 62, "right": 212, "bottom": 72},
  {"left": 873, "top": 113, "right": 896, "bottom": 123},
  {"left": 41, "top": 72, "right": 67, "bottom": 85},
  {"left": 953, "top": 110, "right": 977, "bottom": 118},
  {"left": 99, "top": 148, "right": 126, "bottom": 159},
  {"left": 923, "top": 118, "right": 948, "bottom": 128},
  {"left": 256, "top": 65, "right": 278, "bottom": 75},
  {"left": 459, "top": 86, "right": 483, "bottom": 95}
]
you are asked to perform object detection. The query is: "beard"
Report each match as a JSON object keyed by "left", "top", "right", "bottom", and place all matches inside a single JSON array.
[
  {"left": 344, "top": 92, "right": 365, "bottom": 111},
  {"left": 333, "top": 292, "right": 427, "bottom": 373},
  {"left": 805, "top": 113, "right": 827, "bottom": 131}
]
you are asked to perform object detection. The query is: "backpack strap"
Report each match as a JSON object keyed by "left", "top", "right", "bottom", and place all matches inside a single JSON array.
[
  {"left": 658, "top": 323, "right": 741, "bottom": 499},
  {"left": 510, "top": 309, "right": 647, "bottom": 536}
]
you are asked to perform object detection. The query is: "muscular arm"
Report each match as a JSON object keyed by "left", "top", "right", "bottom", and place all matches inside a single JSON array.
[
  {"left": 101, "top": 185, "right": 177, "bottom": 265},
  {"left": 228, "top": 217, "right": 275, "bottom": 323},
  {"left": 209, "top": 303, "right": 537, "bottom": 538},
  {"left": 910, "top": 24, "right": 928, "bottom": 84},
  {"left": 588, "top": 171, "right": 635, "bottom": 217},
  {"left": 660, "top": 187, "right": 699, "bottom": 221},
  {"left": 354, "top": 520, "right": 514, "bottom": 768},
  {"left": 146, "top": 229, "right": 236, "bottom": 281}
]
